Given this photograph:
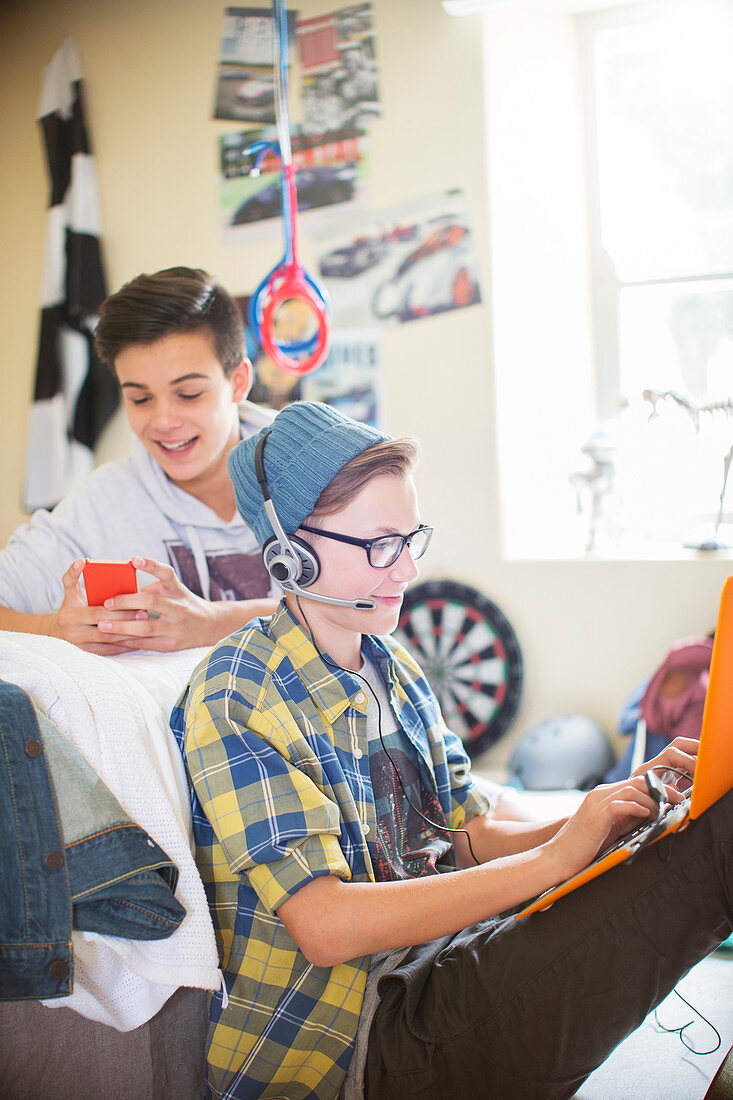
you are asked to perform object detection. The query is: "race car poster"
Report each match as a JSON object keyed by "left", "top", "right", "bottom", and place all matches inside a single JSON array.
[
  {"left": 213, "top": 6, "right": 297, "bottom": 123},
  {"left": 237, "top": 292, "right": 382, "bottom": 425},
  {"left": 219, "top": 123, "right": 370, "bottom": 242},
  {"left": 236, "top": 294, "right": 305, "bottom": 410},
  {"left": 297, "top": 3, "right": 380, "bottom": 138},
  {"left": 314, "top": 189, "right": 483, "bottom": 327},
  {"left": 301, "top": 328, "right": 382, "bottom": 427}
]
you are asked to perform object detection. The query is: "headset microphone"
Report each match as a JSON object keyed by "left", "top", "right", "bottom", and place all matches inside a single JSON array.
[
  {"left": 275, "top": 573, "right": 375, "bottom": 611},
  {"left": 255, "top": 432, "right": 376, "bottom": 612}
]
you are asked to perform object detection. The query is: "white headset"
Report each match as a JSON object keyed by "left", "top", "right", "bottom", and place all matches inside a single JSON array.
[{"left": 255, "top": 432, "right": 375, "bottom": 611}]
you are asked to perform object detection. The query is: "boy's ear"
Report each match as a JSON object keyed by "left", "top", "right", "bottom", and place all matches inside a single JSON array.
[{"left": 232, "top": 357, "right": 253, "bottom": 402}]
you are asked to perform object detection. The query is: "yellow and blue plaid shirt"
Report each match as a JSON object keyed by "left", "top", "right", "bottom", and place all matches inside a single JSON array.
[{"left": 171, "top": 603, "right": 489, "bottom": 1100}]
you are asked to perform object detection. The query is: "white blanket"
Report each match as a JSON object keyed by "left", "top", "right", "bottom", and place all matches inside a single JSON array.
[{"left": 0, "top": 633, "right": 220, "bottom": 1030}]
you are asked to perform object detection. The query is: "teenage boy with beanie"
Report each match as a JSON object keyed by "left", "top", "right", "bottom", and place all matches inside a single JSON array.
[
  {"left": 172, "top": 400, "right": 733, "bottom": 1100},
  {"left": 0, "top": 267, "right": 277, "bottom": 654}
]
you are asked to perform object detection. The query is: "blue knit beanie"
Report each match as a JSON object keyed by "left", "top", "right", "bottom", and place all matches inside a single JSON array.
[{"left": 228, "top": 402, "right": 390, "bottom": 547}]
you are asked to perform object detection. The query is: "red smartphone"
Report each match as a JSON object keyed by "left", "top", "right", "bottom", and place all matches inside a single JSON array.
[{"left": 83, "top": 560, "right": 138, "bottom": 606}]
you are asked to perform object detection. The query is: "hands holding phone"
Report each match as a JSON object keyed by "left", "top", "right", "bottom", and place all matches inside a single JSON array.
[
  {"left": 95, "top": 556, "right": 223, "bottom": 652},
  {"left": 52, "top": 558, "right": 142, "bottom": 655},
  {"left": 56, "top": 556, "right": 276, "bottom": 655}
]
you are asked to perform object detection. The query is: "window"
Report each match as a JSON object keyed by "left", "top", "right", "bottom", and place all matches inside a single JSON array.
[
  {"left": 581, "top": 1, "right": 733, "bottom": 548},
  {"left": 486, "top": 0, "right": 733, "bottom": 557}
]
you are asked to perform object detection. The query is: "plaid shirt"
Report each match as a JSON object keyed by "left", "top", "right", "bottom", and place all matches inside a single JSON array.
[{"left": 171, "top": 603, "right": 489, "bottom": 1100}]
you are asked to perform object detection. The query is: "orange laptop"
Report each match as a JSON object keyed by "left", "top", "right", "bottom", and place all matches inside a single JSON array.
[{"left": 516, "top": 574, "right": 733, "bottom": 920}]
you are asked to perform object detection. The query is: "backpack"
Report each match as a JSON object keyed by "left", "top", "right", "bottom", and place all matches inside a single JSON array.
[{"left": 604, "top": 635, "right": 714, "bottom": 782}]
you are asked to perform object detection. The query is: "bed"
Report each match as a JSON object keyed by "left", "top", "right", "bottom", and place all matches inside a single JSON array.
[{"left": 0, "top": 633, "right": 220, "bottom": 1099}]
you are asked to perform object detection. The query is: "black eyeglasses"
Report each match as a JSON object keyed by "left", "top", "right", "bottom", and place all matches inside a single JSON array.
[{"left": 299, "top": 523, "right": 433, "bottom": 568}]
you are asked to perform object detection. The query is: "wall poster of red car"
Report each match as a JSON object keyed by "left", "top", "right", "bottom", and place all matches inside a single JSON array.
[{"left": 315, "top": 189, "right": 483, "bottom": 327}]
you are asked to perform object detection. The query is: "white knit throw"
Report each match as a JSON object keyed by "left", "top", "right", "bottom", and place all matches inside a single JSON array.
[{"left": 0, "top": 633, "right": 220, "bottom": 1030}]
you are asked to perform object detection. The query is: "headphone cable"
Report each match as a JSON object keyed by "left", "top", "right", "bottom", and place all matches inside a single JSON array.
[{"left": 295, "top": 595, "right": 480, "bottom": 867}]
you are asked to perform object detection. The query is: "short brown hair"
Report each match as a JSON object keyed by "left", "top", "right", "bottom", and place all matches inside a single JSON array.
[
  {"left": 306, "top": 437, "right": 419, "bottom": 522},
  {"left": 94, "top": 266, "right": 245, "bottom": 377}
]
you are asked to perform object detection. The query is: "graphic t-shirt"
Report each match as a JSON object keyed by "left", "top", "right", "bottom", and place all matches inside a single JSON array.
[
  {"left": 360, "top": 657, "right": 451, "bottom": 881},
  {"left": 164, "top": 541, "right": 270, "bottom": 601}
]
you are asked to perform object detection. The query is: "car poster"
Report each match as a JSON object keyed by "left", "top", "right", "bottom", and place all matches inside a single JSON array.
[
  {"left": 237, "top": 293, "right": 382, "bottom": 426},
  {"left": 301, "top": 328, "right": 382, "bottom": 428},
  {"left": 314, "top": 189, "right": 483, "bottom": 327},
  {"left": 219, "top": 123, "right": 369, "bottom": 242},
  {"left": 236, "top": 294, "right": 305, "bottom": 409},
  {"left": 297, "top": 3, "right": 381, "bottom": 138},
  {"left": 213, "top": 6, "right": 297, "bottom": 123}
]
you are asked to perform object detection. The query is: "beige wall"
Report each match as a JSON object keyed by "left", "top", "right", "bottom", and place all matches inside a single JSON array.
[{"left": 1, "top": 0, "right": 729, "bottom": 775}]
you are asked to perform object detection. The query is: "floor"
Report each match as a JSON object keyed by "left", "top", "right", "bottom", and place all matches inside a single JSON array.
[
  {"left": 578, "top": 946, "right": 733, "bottom": 1099},
  {"left": 481, "top": 784, "right": 733, "bottom": 1099}
]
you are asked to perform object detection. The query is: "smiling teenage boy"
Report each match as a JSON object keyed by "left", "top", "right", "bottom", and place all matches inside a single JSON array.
[
  {"left": 0, "top": 267, "right": 277, "bottom": 654},
  {"left": 172, "top": 401, "right": 733, "bottom": 1100}
]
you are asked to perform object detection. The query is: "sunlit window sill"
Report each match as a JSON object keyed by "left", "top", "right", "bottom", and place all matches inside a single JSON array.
[{"left": 503, "top": 534, "right": 733, "bottom": 564}]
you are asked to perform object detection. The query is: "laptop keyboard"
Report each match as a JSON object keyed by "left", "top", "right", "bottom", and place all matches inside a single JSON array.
[{"left": 598, "top": 796, "right": 691, "bottom": 860}]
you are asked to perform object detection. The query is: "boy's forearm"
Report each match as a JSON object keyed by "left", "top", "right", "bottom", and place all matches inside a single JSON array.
[
  {"left": 0, "top": 605, "right": 58, "bottom": 638},
  {"left": 454, "top": 813, "right": 568, "bottom": 867},
  {"left": 277, "top": 843, "right": 567, "bottom": 969}
]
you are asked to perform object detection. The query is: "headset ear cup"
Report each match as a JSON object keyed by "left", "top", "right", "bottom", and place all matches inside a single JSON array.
[
  {"left": 262, "top": 535, "right": 320, "bottom": 588},
  {"left": 288, "top": 535, "right": 320, "bottom": 587}
]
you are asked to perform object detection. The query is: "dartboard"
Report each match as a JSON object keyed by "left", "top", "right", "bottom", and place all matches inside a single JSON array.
[{"left": 395, "top": 581, "right": 523, "bottom": 757}]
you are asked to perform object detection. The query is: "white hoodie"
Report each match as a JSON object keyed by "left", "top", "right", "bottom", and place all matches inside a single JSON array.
[{"left": 0, "top": 402, "right": 276, "bottom": 614}]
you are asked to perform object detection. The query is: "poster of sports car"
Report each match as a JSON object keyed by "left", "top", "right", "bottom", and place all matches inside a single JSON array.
[
  {"left": 315, "top": 189, "right": 482, "bottom": 327},
  {"left": 213, "top": 6, "right": 296, "bottom": 123},
  {"left": 297, "top": 3, "right": 380, "bottom": 138},
  {"left": 237, "top": 292, "right": 381, "bottom": 425},
  {"left": 301, "top": 329, "right": 382, "bottom": 427},
  {"left": 219, "top": 124, "right": 370, "bottom": 242}
]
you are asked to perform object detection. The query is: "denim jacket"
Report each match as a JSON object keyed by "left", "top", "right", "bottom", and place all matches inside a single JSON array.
[{"left": 0, "top": 680, "right": 186, "bottom": 1001}]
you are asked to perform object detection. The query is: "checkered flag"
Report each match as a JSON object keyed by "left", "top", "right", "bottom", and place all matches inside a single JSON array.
[{"left": 23, "top": 38, "right": 119, "bottom": 512}]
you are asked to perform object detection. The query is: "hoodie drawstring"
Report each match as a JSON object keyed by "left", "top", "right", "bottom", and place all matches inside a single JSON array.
[{"left": 186, "top": 525, "right": 211, "bottom": 601}]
